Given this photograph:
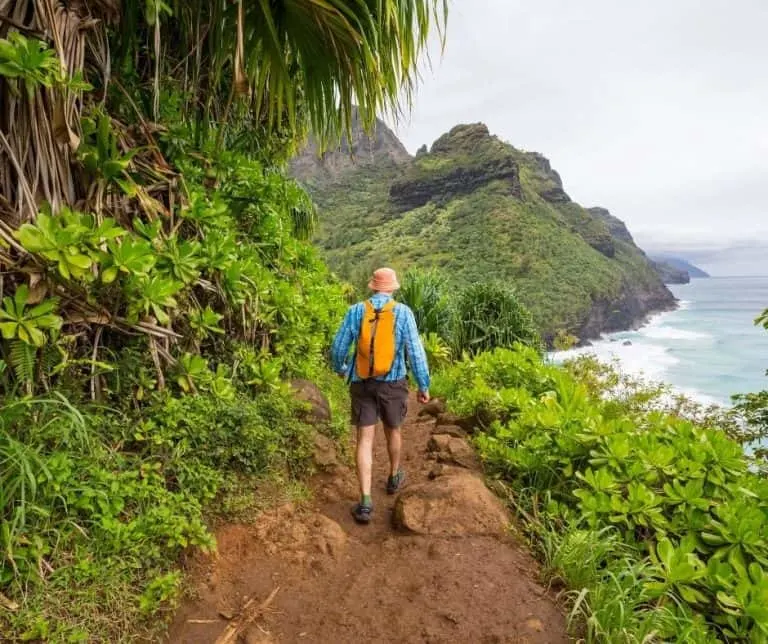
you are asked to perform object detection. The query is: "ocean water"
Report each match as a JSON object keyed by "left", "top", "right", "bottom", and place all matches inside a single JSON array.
[{"left": 552, "top": 277, "right": 768, "bottom": 406}]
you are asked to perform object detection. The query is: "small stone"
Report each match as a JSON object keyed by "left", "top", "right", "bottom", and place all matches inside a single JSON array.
[
  {"left": 310, "top": 514, "right": 347, "bottom": 558},
  {"left": 418, "top": 399, "right": 446, "bottom": 417},
  {"left": 427, "top": 463, "right": 444, "bottom": 479},
  {"left": 524, "top": 618, "right": 544, "bottom": 633},
  {"left": 427, "top": 434, "right": 451, "bottom": 452}
]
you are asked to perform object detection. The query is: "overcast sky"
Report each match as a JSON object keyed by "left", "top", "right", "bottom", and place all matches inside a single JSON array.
[{"left": 386, "top": 0, "right": 768, "bottom": 257}]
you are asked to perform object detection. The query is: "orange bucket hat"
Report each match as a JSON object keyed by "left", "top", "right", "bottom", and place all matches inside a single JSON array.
[{"left": 368, "top": 267, "right": 400, "bottom": 292}]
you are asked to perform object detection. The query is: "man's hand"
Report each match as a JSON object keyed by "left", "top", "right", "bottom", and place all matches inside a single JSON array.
[{"left": 418, "top": 390, "right": 430, "bottom": 404}]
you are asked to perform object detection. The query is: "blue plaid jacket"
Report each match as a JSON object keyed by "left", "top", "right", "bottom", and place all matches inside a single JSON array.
[{"left": 331, "top": 293, "right": 431, "bottom": 392}]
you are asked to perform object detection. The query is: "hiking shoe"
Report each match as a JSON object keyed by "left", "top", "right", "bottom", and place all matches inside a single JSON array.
[
  {"left": 351, "top": 503, "right": 373, "bottom": 524},
  {"left": 386, "top": 469, "right": 406, "bottom": 495}
]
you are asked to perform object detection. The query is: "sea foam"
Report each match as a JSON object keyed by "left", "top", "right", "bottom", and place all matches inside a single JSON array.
[{"left": 641, "top": 326, "right": 713, "bottom": 341}]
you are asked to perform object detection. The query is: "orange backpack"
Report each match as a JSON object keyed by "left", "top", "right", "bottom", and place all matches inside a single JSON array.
[{"left": 355, "top": 300, "right": 397, "bottom": 379}]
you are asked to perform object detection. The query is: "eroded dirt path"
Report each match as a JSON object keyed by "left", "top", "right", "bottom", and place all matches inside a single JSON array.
[{"left": 169, "top": 396, "right": 569, "bottom": 644}]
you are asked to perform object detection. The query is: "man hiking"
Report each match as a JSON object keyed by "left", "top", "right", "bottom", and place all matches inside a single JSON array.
[{"left": 331, "top": 267, "right": 431, "bottom": 524}]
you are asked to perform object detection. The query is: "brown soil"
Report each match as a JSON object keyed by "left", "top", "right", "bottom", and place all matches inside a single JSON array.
[{"left": 168, "top": 395, "right": 569, "bottom": 644}]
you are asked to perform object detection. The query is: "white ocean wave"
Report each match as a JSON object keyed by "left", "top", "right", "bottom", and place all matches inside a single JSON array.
[
  {"left": 641, "top": 326, "right": 713, "bottom": 341},
  {"left": 552, "top": 339, "right": 678, "bottom": 381},
  {"left": 550, "top": 343, "right": 725, "bottom": 408},
  {"left": 672, "top": 387, "right": 726, "bottom": 408}
]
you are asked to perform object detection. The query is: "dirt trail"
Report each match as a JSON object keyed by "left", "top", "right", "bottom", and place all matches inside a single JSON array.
[{"left": 169, "top": 395, "right": 569, "bottom": 644}]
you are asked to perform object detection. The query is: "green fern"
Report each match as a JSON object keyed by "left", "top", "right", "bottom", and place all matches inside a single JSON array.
[
  {"left": 10, "top": 340, "right": 36, "bottom": 385},
  {"left": 39, "top": 343, "right": 62, "bottom": 378}
]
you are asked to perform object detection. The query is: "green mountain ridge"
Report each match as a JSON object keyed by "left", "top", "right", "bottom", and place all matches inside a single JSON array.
[{"left": 291, "top": 119, "right": 676, "bottom": 342}]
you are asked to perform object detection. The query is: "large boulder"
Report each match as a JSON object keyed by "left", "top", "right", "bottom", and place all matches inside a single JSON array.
[
  {"left": 393, "top": 472, "right": 508, "bottom": 537},
  {"left": 290, "top": 379, "right": 331, "bottom": 425}
]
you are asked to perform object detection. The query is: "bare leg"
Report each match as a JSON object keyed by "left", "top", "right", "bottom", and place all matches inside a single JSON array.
[
  {"left": 356, "top": 425, "right": 376, "bottom": 499},
  {"left": 384, "top": 425, "right": 402, "bottom": 477}
]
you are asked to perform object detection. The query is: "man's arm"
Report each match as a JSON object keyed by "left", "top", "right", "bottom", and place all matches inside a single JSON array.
[
  {"left": 402, "top": 306, "right": 430, "bottom": 395},
  {"left": 330, "top": 305, "right": 358, "bottom": 377}
]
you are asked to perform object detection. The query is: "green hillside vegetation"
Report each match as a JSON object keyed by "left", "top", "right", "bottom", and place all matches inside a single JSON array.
[{"left": 297, "top": 123, "right": 675, "bottom": 342}]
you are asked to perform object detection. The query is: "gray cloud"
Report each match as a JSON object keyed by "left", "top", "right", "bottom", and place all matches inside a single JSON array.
[{"left": 387, "top": 0, "right": 768, "bottom": 251}]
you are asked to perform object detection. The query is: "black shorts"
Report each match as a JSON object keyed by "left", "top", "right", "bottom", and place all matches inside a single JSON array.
[{"left": 350, "top": 379, "right": 409, "bottom": 428}]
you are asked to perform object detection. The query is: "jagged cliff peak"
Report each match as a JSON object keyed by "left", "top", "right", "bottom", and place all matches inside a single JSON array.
[
  {"left": 290, "top": 107, "right": 410, "bottom": 182},
  {"left": 430, "top": 123, "right": 495, "bottom": 155}
]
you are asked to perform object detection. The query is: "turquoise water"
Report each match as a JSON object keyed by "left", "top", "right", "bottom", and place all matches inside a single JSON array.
[{"left": 554, "top": 277, "right": 768, "bottom": 405}]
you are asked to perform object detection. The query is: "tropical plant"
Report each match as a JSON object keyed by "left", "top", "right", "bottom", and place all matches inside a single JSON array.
[
  {"left": 0, "top": 285, "right": 61, "bottom": 347},
  {"left": 396, "top": 268, "right": 451, "bottom": 338},
  {"left": 452, "top": 282, "right": 542, "bottom": 355}
]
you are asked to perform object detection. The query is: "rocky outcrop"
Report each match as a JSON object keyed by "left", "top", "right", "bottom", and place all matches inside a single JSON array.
[
  {"left": 528, "top": 152, "right": 570, "bottom": 204},
  {"left": 650, "top": 255, "right": 710, "bottom": 279},
  {"left": 571, "top": 206, "right": 678, "bottom": 338},
  {"left": 430, "top": 122, "right": 494, "bottom": 154},
  {"left": 290, "top": 379, "right": 331, "bottom": 426},
  {"left": 388, "top": 122, "right": 522, "bottom": 212},
  {"left": 588, "top": 207, "right": 635, "bottom": 245},
  {"left": 578, "top": 281, "right": 678, "bottom": 341},
  {"left": 560, "top": 206, "right": 616, "bottom": 258},
  {"left": 652, "top": 260, "right": 691, "bottom": 284},
  {"left": 389, "top": 155, "right": 521, "bottom": 212}
]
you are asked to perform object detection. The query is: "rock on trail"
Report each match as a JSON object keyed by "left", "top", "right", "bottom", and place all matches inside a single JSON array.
[{"left": 168, "top": 394, "right": 569, "bottom": 643}]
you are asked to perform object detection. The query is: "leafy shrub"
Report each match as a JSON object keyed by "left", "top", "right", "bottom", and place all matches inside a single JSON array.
[
  {"left": 134, "top": 389, "right": 314, "bottom": 480},
  {"left": 435, "top": 348, "right": 768, "bottom": 642},
  {"left": 0, "top": 384, "right": 320, "bottom": 641},
  {"left": 452, "top": 282, "right": 541, "bottom": 356}
]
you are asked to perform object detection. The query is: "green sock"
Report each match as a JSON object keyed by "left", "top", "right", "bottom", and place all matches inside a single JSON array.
[{"left": 361, "top": 494, "right": 372, "bottom": 507}]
